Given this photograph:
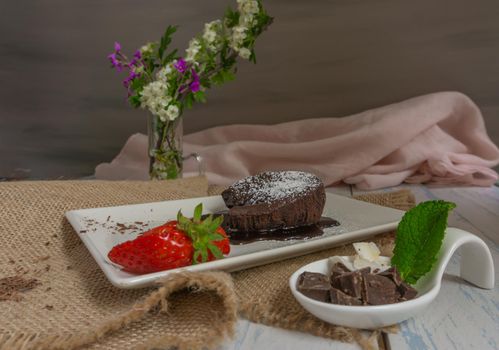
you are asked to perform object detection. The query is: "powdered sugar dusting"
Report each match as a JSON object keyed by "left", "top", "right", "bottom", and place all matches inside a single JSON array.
[{"left": 230, "top": 171, "right": 322, "bottom": 205}]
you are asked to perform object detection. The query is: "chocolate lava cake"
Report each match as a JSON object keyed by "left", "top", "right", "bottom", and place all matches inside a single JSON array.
[{"left": 221, "top": 171, "right": 326, "bottom": 231}]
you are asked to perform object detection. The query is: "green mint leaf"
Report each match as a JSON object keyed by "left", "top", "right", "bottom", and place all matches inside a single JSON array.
[{"left": 391, "top": 200, "right": 456, "bottom": 285}]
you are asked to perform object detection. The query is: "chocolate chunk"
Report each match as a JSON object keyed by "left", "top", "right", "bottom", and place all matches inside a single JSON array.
[
  {"left": 330, "top": 262, "right": 351, "bottom": 289},
  {"left": 378, "top": 266, "right": 403, "bottom": 286},
  {"left": 330, "top": 262, "right": 351, "bottom": 278},
  {"left": 363, "top": 274, "right": 400, "bottom": 305},
  {"left": 336, "top": 268, "right": 369, "bottom": 299},
  {"left": 398, "top": 281, "right": 418, "bottom": 301},
  {"left": 330, "top": 288, "right": 362, "bottom": 306},
  {"left": 358, "top": 267, "right": 371, "bottom": 275},
  {"left": 297, "top": 272, "right": 331, "bottom": 302}
]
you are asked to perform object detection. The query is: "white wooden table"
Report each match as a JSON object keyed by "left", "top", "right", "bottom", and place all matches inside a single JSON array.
[{"left": 219, "top": 184, "right": 499, "bottom": 350}]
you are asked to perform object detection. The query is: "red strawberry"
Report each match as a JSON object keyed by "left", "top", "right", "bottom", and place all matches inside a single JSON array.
[
  {"left": 107, "top": 204, "right": 230, "bottom": 274},
  {"left": 108, "top": 224, "right": 193, "bottom": 274}
]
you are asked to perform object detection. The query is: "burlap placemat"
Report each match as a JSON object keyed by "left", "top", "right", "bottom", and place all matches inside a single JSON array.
[{"left": 0, "top": 178, "right": 414, "bottom": 350}]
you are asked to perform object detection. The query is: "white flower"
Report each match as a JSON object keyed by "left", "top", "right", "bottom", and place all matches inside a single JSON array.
[
  {"left": 238, "top": 0, "right": 259, "bottom": 15},
  {"left": 186, "top": 39, "right": 201, "bottom": 62},
  {"left": 140, "top": 80, "right": 177, "bottom": 121},
  {"left": 141, "top": 81, "right": 167, "bottom": 107},
  {"left": 165, "top": 104, "right": 180, "bottom": 121},
  {"left": 203, "top": 29, "right": 217, "bottom": 43},
  {"left": 240, "top": 14, "right": 256, "bottom": 26},
  {"left": 156, "top": 65, "right": 173, "bottom": 83},
  {"left": 231, "top": 26, "right": 247, "bottom": 49},
  {"left": 238, "top": 47, "right": 251, "bottom": 59},
  {"left": 204, "top": 20, "right": 221, "bottom": 32},
  {"left": 140, "top": 42, "right": 154, "bottom": 55}
]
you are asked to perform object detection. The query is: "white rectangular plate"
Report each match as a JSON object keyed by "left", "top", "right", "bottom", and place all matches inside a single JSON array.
[{"left": 65, "top": 193, "right": 404, "bottom": 289}]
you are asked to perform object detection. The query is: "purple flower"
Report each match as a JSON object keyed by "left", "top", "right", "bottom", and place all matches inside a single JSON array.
[
  {"left": 189, "top": 80, "right": 200, "bottom": 93},
  {"left": 174, "top": 58, "right": 188, "bottom": 73},
  {"left": 114, "top": 42, "right": 121, "bottom": 53},
  {"left": 129, "top": 51, "right": 143, "bottom": 69},
  {"left": 189, "top": 68, "right": 201, "bottom": 92},
  {"left": 123, "top": 71, "right": 141, "bottom": 96},
  {"left": 108, "top": 53, "right": 123, "bottom": 72}
]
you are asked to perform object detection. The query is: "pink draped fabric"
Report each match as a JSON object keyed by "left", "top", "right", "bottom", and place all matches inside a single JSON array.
[{"left": 95, "top": 92, "right": 499, "bottom": 189}]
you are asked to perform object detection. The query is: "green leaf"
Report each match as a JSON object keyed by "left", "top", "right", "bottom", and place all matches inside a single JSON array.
[
  {"left": 207, "top": 244, "right": 223, "bottom": 259},
  {"left": 391, "top": 200, "right": 456, "bottom": 285},
  {"left": 193, "top": 203, "right": 203, "bottom": 222},
  {"left": 212, "top": 215, "right": 223, "bottom": 228},
  {"left": 193, "top": 91, "right": 206, "bottom": 103},
  {"left": 200, "top": 248, "right": 208, "bottom": 263},
  {"left": 249, "top": 49, "right": 257, "bottom": 64},
  {"left": 208, "top": 232, "right": 225, "bottom": 242},
  {"left": 177, "top": 210, "right": 190, "bottom": 227},
  {"left": 162, "top": 49, "right": 178, "bottom": 65},
  {"left": 128, "top": 94, "right": 141, "bottom": 108},
  {"left": 184, "top": 93, "right": 195, "bottom": 109},
  {"left": 211, "top": 69, "right": 236, "bottom": 86},
  {"left": 193, "top": 251, "right": 202, "bottom": 265},
  {"left": 158, "top": 25, "right": 178, "bottom": 59},
  {"left": 224, "top": 6, "right": 240, "bottom": 27}
]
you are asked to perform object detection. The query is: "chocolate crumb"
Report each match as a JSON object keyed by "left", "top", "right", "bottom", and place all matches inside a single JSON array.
[
  {"left": 52, "top": 234, "right": 58, "bottom": 238},
  {"left": 45, "top": 287, "right": 52, "bottom": 292},
  {"left": 79, "top": 230, "right": 87, "bottom": 233},
  {"left": 34, "top": 256, "right": 50, "bottom": 262},
  {"left": 107, "top": 215, "right": 111, "bottom": 222},
  {"left": 44, "top": 242, "right": 50, "bottom": 246},
  {"left": 0, "top": 276, "right": 41, "bottom": 302},
  {"left": 45, "top": 265, "right": 51, "bottom": 272},
  {"left": 44, "top": 305, "right": 54, "bottom": 310},
  {"left": 8, "top": 258, "right": 15, "bottom": 264}
]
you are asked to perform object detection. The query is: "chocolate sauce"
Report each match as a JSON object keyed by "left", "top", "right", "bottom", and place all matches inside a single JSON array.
[{"left": 205, "top": 212, "right": 339, "bottom": 245}]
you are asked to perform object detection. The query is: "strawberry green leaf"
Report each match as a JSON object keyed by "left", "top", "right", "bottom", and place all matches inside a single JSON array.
[
  {"left": 207, "top": 244, "right": 223, "bottom": 259},
  {"left": 200, "top": 248, "right": 208, "bottom": 263},
  {"left": 208, "top": 233, "right": 224, "bottom": 241},
  {"left": 391, "top": 200, "right": 456, "bottom": 285},
  {"left": 193, "top": 203, "right": 203, "bottom": 222},
  {"left": 211, "top": 215, "right": 224, "bottom": 229},
  {"left": 193, "top": 251, "right": 202, "bottom": 264},
  {"left": 178, "top": 202, "right": 229, "bottom": 264},
  {"left": 203, "top": 215, "right": 213, "bottom": 227}
]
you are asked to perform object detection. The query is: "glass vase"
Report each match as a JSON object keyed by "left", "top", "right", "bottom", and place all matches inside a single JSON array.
[{"left": 147, "top": 114, "right": 183, "bottom": 180}]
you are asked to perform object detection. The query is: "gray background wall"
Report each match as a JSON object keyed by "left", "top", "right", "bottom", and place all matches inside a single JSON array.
[{"left": 1, "top": 0, "right": 498, "bottom": 179}]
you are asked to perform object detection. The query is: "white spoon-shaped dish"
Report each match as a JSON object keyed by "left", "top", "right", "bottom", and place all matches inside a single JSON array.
[{"left": 289, "top": 227, "right": 495, "bottom": 329}]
